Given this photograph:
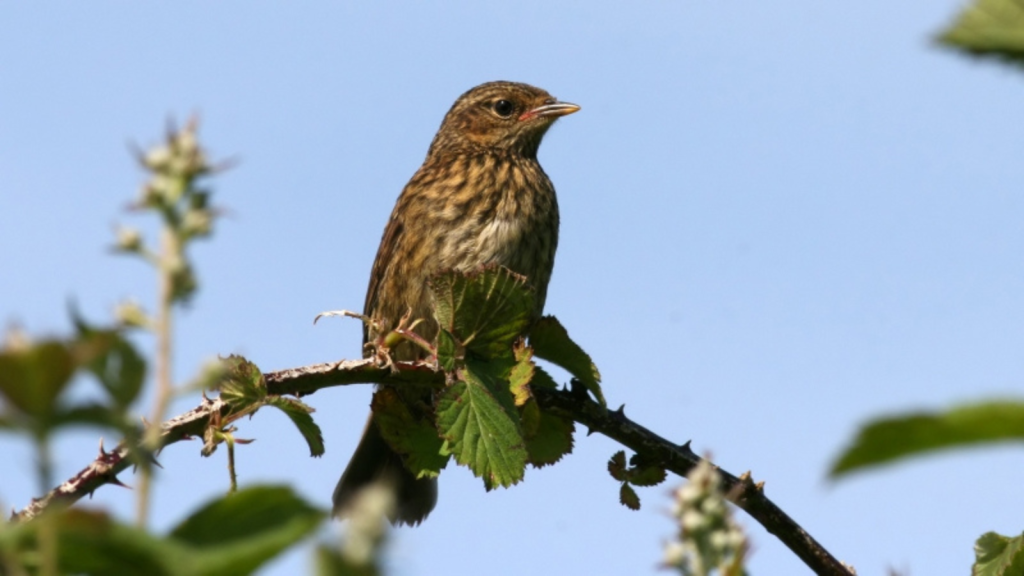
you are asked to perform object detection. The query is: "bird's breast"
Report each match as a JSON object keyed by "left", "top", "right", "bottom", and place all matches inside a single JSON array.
[{"left": 434, "top": 156, "right": 558, "bottom": 276}]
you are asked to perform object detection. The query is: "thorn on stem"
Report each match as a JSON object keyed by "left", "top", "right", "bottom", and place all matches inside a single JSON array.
[
  {"left": 569, "top": 379, "right": 588, "bottom": 398},
  {"left": 109, "top": 476, "right": 131, "bottom": 489}
]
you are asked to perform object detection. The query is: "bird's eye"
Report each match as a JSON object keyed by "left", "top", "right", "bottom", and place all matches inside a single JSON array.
[{"left": 493, "top": 99, "right": 515, "bottom": 118}]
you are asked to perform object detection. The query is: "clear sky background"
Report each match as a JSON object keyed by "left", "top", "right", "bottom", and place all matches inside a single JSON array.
[{"left": 2, "top": 2, "right": 1023, "bottom": 574}]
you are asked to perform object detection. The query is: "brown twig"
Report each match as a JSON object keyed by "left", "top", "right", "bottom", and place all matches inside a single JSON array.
[
  {"left": 13, "top": 396, "right": 229, "bottom": 522},
  {"left": 13, "top": 359, "right": 853, "bottom": 575},
  {"left": 10, "top": 359, "right": 395, "bottom": 523}
]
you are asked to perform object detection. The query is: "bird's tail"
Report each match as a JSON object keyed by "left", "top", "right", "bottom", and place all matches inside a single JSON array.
[{"left": 332, "top": 414, "right": 438, "bottom": 526}]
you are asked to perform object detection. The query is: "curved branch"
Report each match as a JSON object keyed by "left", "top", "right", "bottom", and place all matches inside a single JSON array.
[
  {"left": 532, "top": 384, "right": 851, "bottom": 575},
  {"left": 14, "top": 359, "right": 852, "bottom": 575},
  {"left": 12, "top": 359, "right": 404, "bottom": 523},
  {"left": 12, "top": 395, "right": 231, "bottom": 522}
]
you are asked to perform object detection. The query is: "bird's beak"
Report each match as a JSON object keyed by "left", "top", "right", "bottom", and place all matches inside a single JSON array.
[{"left": 519, "top": 99, "right": 581, "bottom": 121}]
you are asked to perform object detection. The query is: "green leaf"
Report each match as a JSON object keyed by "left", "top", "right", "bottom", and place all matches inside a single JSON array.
[
  {"left": 59, "top": 510, "right": 186, "bottom": 576},
  {"left": 169, "top": 485, "right": 324, "bottom": 576},
  {"left": 436, "top": 329, "right": 458, "bottom": 372},
  {"left": 51, "top": 403, "right": 122, "bottom": 429},
  {"left": 466, "top": 356, "right": 520, "bottom": 424},
  {"left": 830, "top": 401, "right": 1024, "bottom": 476},
  {"left": 75, "top": 326, "right": 147, "bottom": 409},
  {"left": 509, "top": 343, "right": 535, "bottom": 406},
  {"left": 938, "top": 0, "right": 1024, "bottom": 68},
  {"left": 628, "top": 465, "right": 667, "bottom": 487},
  {"left": 607, "top": 451, "right": 628, "bottom": 481},
  {"left": 0, "top": 509, "right": 186, "bottom": 576},
  {"left": 974, "top": 531, "right": 1024, "bottom": 576},
  {"left": 0, "top": 340, "right": 76, "bottom": 426},
  {"left": 429, "top": 266, "right": 535, "bottom": 359},
  {"left": 524, "top": 410, "right": 575, "bottom": 468},
  {"left": 530, "top": 364, "right": 559, "bottom": 390},
  {"left": 511, "top": 343, "right": 575, "bottom": 468},
  {"left": 529, "top": 316, "right": 605, "bottom": 406},
  {"left": 266, "top": 396, "right": 325, "bottom": 457},
  {"left": 371, "top": 387, "right": 448, "bottom": 479},
  {"left": 218, "top": 355, "right": 266, "bottom": 408},
  {"left": 519, "top": 398, "right": 541, "bottom": 437},
  {"left": 619, "top": 484, "right": 640, "bottom": 511},
  {"left": 94, "top": 335, "right": 147, "bottom": 409},
  {"left": 435, "top": 369, "right": 527, "bottom": 490}
]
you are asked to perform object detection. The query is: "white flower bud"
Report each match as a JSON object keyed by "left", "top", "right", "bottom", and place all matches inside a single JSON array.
[
  {"left": 663, "top": 541, "right": 687, "bottom": 566},
  {"left": 681, "top": 510, "right": 706, "bottom": 532},
  {"left": 114, "top": 300, "right": 148, "bottom": 328},
  {"left": 144, "top": 145, "right": 172, "bottom": 170},
  {"left": 114, "top": 226, "right": 142, "bottom": 252}
]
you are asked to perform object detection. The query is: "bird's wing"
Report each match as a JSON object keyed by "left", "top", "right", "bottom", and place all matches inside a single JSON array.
[{"left": 362, "top": 207, "right": 404, "bottom": 347}]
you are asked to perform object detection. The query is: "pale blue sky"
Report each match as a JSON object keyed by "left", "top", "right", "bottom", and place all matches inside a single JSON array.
[{"left": 3, "top": 2, "right": 1023, "bottom": 574}]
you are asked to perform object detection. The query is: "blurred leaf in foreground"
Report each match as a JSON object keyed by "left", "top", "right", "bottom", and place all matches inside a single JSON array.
[
  {"left": 830, "top": 400, "right": 1024, "bottom": 477},
  {"left": 938, "top": 0, "right": 1024, "bottom": 68}
]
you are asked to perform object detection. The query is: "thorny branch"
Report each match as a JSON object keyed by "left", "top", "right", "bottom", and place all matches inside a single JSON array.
[{"left": 12, "top": 358, "right": 853, "bottom": 575}]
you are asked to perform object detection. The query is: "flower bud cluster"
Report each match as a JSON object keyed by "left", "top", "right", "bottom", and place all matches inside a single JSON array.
[
  {"left": 341, "top": 483, "right": 396, "bottom": 567},
  {"left": 138, "top": 121, "right": 211, "bottom": 209},
  {"left": 114, "top": 119, "right": 222, "bottom": 307},
  {"left": 664, "top": 459, "right": 749, "bottom": 576}
]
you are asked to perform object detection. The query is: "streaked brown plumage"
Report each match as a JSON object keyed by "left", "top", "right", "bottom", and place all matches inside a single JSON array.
[{"left": 333, "top": 81, "right": 579, "bottom": 525}]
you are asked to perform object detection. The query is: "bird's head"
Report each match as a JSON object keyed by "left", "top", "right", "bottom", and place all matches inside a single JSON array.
[{"left": 427, "top": 81, "right": 579, "bottom": 158}]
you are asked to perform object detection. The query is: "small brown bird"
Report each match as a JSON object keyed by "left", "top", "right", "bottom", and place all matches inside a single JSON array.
[{"left": 332, "top": 81, "right": 579, "bottom": 525}]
